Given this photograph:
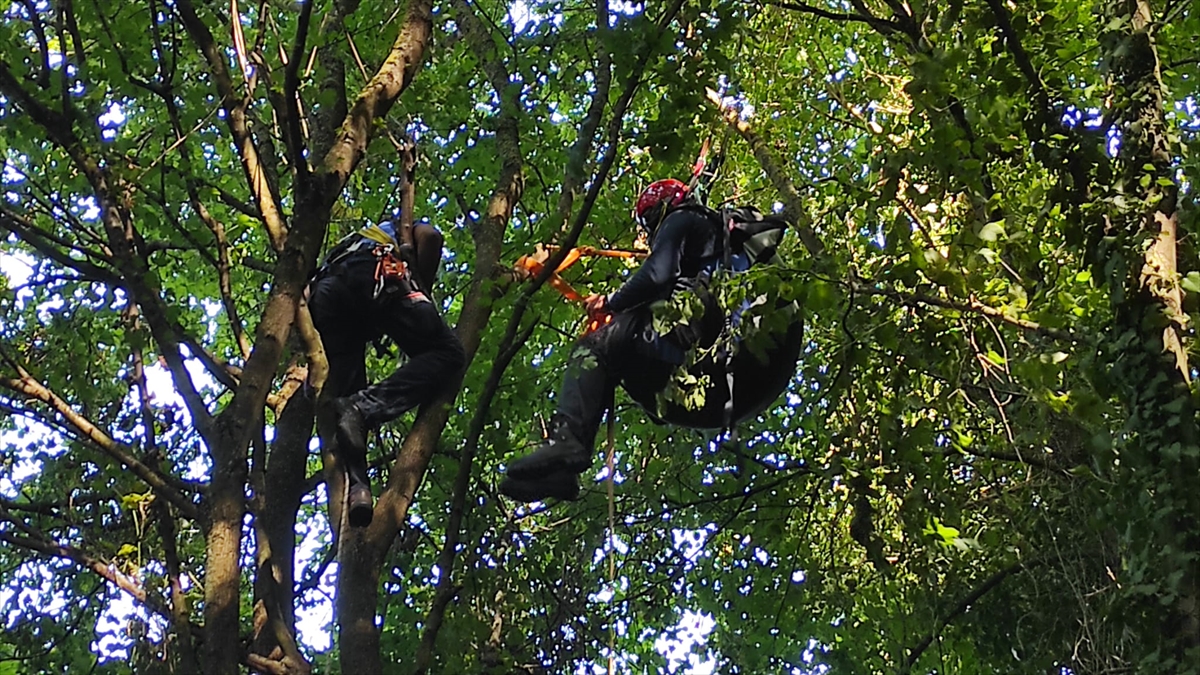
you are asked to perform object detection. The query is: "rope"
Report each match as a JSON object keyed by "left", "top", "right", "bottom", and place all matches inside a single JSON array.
[{"left": 605, "top": 401, "right": 617, "bottom": 675}]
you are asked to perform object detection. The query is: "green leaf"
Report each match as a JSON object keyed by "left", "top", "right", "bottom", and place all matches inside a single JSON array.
[{"left": 978, "top": 220, "right": 1006, "bottom": 242}]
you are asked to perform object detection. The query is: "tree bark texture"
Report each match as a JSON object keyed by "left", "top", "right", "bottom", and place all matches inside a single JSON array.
[{"left": 1102, "top": 0, "right": 1200, "bottom": 662}]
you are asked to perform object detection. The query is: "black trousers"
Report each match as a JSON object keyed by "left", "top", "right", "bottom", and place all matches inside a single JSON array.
[
  {"left": 308, "top": 253, "right": 466, "bottom": 428},
  {"left": 554, "top": 304, "right": 805, "bottom": 452}
]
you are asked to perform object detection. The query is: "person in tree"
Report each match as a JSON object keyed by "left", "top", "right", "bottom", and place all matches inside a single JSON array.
[
  {"left": 500, "top": 179, "right": 804, "bottom": 503},
  {"left": 307, "top": 220, "right": 466, "bottom": 527}
]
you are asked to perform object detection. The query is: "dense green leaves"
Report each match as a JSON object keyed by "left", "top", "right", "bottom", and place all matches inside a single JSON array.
[{"left": 2, "top": 0, "right": 1200, "bottom": 673}]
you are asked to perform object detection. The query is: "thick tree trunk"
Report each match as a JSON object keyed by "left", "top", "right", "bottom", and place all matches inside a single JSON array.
[
  {"left": 336, "top": 535, "right": 388, "bottom": 673},
  {"left": 250, "top": 389, "right": 314, "bottom": 674},
  {"left": 1103, "top": 0, "right": 1200, "bottom": 663},
  {"left": 203, "top": 430, "right": 251, "bottom": 675}
]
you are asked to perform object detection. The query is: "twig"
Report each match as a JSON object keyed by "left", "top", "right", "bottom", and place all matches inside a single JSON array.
[
  {"left": 135, "top": 103, "right": 222, "bottom": 178},
  {"left": 901, "top": 561, "right": 1031, "bottom": 672},
  {"left": 856, "top": 282, "right": 1074, "bottom": 342}
]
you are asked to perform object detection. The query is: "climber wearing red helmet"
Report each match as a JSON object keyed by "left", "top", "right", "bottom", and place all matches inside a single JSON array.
[
  {"left": 633, "top": 178, "right": 690, "bottom": 229},
  {"left": 581, "top": 178, "right": 710, "bottom": 321},
  {"left": 500, "top": 178, "right": 804, "bottom": 504}
]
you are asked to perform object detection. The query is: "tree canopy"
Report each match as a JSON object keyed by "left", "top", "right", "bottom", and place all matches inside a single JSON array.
[{"left": 1, "top": 0, "right": 1198, "bottom": 673}]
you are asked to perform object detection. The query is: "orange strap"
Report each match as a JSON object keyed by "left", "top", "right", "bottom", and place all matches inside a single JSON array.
[
  {"left": 587, "top": 309, "right": 613, "bottom": 334},
  {"left": 513, "top": 246, "right": 646, "bottom": 334},
  {"left": 372, "top": 246, "right": 426, "bottom": 301},
  {"left": 514, "top": 255, "right": 586, "bottom": 303}
]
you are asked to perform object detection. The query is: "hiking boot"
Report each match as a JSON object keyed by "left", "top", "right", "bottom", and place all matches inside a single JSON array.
[
  {"left": 347, "top": 483, "right": 373, "bottom": 528},
  {"left": 499, "top": 469, "right": 581, "bottom": 503},
  {"left": 333, "top": 397, "right": 368, "bottom": 459},
  {"left": 506, "top": 419, "right": 591, "bottom": 481}
]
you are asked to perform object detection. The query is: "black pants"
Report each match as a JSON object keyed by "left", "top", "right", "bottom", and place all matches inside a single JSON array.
[
  {"left": 410, "top": 223, "right": 443, "bottom": 295},
  {"left": 554, "top": 304, "right": 805, "bottom": 453},
  {"left": 307, "top": 252, "right": 466, "bottom": 428}
]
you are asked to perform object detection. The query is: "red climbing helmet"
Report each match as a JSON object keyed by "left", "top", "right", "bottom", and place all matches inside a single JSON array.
[{"left": 634, "top": 178, "right": 689, "bottom": 228}]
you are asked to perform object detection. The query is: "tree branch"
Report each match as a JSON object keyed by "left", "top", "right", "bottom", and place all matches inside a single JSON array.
[
  {"left": 553, "top": 0, "right": 612, "bottom": 223},
  {"left": 984, "top": 0, "right": 1051, "bottom": 114},
  {"left": 411, "top": 1, "right": 687, "bottom": 663},
  {"left": 855, "top": 281, "right": 1075, "bottom": 342},
  {"left": 413, "top": 319, "right": 537, "bottom": 673},
  {"left": 754, "top": 0, "right": 901, "bottom": 32},
  {"left": 901, "top": 561, "right": 1029, "bottom": 672},
  {"left": 154, "top": 500, "right": 200, "bottom": 672},
  {"left": 175, "top": 0, "right": 290, "bottom": 251},
  {"left": 0, "top": 368, "right": 201, "bottom": 521},
  {"left": 310, "top": 0, "right": 433, "bottom": 200},
  {"left": 0, "top": 207, "right": 121, "bottom": 285},
  {"left": 706, "top": 88, "right": 826, "bottom": 257},
  {"left": 0, "top": 58, "right": 216, "bottom": 439},
  {"left": 16, "top": 0, "right": 52, "bottom": 88},
  {"left": 280, "top": 0, "right": 315, "bottom": 182},
  {"left": 0, "top": 530, "right": 172, "bottom": 621}
]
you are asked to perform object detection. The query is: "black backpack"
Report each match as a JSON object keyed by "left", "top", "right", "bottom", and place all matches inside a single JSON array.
[{"left": 718, "top": 206, "right": 791, "bottom": 271}]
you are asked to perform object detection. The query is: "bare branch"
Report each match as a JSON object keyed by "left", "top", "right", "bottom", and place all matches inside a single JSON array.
[
  {"left": 126, "top": 310, "right": 159, "bottom": 454},
  {"left": 60, "top": 0, "right": 88, "bottom": 74},
  {"left": 311, "top": 0, "right": 433, "bottom": 198},
  {"left": 280, "top": 0, "right": 315, "bottom": 181},
  {"left": 17, "top": 0, "right": 52, "bottom": 88},
  {"left": 1167, "top": 56, "right": 1200, "bottom": 70},
  {"left": 0, "top": 530, "right": 172, "bottom": 620},
  {"left": 175, "top": 0, "right": 290, "bottom": 251},
  {"left": 984, "top": 0, "right": 1051, "bottom": 113},
  {"left": 901, "top": 562, "right": 1030, "bottom": 672},
  {"left": 244, "top": 653, "right": 291, "bottom": 675},
  {"left": 552, "top": 0, "right": 613, "bottom": 227},
  {"left": 754, "top": 0, "right": 901, "bottom": 32}
]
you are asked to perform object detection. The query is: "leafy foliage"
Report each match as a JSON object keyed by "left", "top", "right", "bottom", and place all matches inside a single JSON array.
[{"left": 1, "top": 0, "right": 1198, "bottom": 673}]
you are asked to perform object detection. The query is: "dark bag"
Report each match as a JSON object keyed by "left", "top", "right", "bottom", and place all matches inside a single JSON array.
[{"left": 719, "top": 206, "right": 791, "bottom": 270}]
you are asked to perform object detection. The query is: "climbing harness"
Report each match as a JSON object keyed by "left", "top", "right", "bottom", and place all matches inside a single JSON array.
[
  {"left": 309, "top": 220, "right": 429, "bottom": 304},
  {"left": 370, "top": 244, "right": 424, "bottom": 301}
]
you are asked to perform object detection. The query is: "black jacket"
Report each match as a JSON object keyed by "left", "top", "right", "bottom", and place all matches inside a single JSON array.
[{"left": 606, "top": 205, "right": 723, "bottom": 313}]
